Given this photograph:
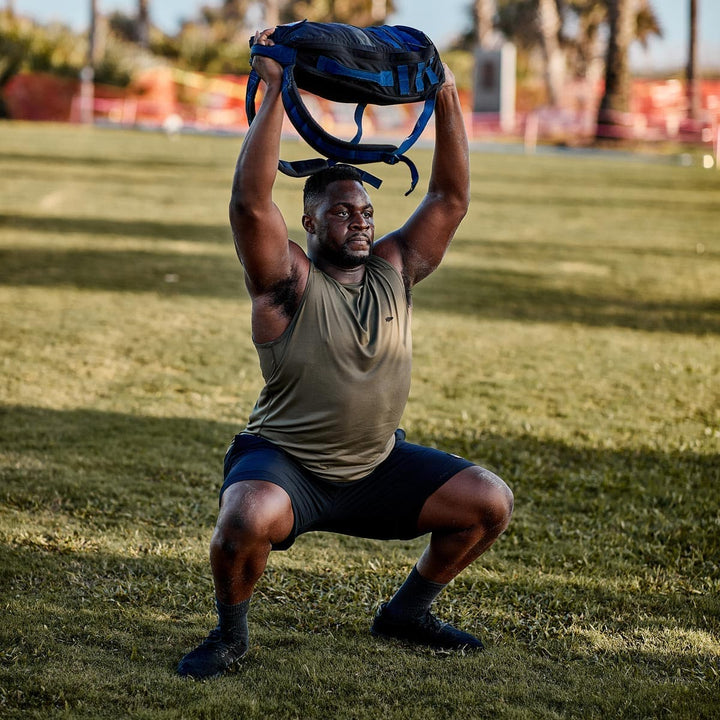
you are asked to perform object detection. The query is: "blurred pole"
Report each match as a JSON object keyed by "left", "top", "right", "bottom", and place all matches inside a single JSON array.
[
  {"left": 686, "top": 0, "right": 700, "bottom": 121},
  {"left": 80, "top": 0, "right": 99, "bottom": 124}
]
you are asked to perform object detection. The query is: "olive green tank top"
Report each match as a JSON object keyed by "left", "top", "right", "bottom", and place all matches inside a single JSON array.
[{"left": 244, "top": 255, "right": 412, "bottom": 482}]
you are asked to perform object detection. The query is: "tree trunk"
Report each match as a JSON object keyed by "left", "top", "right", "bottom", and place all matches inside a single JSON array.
[
  {"left": 137, "top": 0, "right": 149, "bottom": 49},
  {"left": 88, "top": 0, "right": 101, "bottom": 68},
  {"left": 687, "top": 0, "right": 700, "bottom": 121},
  {"left": 474, "top": 0, "right": 497, "bottom": 49},
  {"left": 82, "top": 0, "right": 101, "bottom": 124},
  {"left": 537, "top": 0, "right": 564, "bottom": 107},
  {"left": 596, "top": 0, "right": 637, "bottom": 139}
]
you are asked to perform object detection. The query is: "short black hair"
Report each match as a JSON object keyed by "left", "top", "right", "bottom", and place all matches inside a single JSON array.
[{"left": 303, "top": 164, "right": 364, "bottom": 214}]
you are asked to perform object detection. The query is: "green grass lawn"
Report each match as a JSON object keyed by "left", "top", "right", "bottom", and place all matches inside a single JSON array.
[{"left": 1, "top": 122, "right": 718, "bottom": 719}]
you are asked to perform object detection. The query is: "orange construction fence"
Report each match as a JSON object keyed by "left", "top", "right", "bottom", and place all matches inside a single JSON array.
[{"left": 3, "top": 70, "right": 719, "bottom": 147}]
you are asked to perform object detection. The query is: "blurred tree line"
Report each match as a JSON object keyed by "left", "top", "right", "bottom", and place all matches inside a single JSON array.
[
  {"left": 0, "top": 1, "right": 397, "bottom": 91},
  {"left": 0, "top": 0, "right": 694, "bottom": 132},
  {"left": 458, "top": 1, "right": 661, "bottom": 103},
  {"left": 461, "top": 0, "right": 664, "bottom": 136}
]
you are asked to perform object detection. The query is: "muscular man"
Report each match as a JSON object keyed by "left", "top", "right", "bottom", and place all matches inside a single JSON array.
[{"left": 178, "top": 27, "right": 513, "bottom": 680}]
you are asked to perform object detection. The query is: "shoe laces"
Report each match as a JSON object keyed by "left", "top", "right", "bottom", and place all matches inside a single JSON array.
[
  {"left": 197, "top": 627, "right": 227, "bottom": 650},
  {"left": 415, "top": 610, "right": 444, "bottom": 631}
]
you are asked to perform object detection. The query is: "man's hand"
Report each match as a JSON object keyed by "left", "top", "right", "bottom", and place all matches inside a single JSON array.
[
  {"left": 251, "top": 28, "right": 283, "bottom": 87},
  {"left": 439, "top": 63, "right": 457, "bottom": 93}
]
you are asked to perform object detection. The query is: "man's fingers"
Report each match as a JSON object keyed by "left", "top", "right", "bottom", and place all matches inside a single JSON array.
[{"left": 254, "top": 27, "right": 276, "bottom": 46}]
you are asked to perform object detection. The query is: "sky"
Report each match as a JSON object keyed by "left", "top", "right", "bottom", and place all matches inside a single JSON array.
[{"left": 11, "top": 0, "right": 720, "bottom": 72}]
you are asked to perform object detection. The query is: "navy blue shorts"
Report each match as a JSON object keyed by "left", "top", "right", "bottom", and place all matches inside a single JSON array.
[{"left": 221, "top": 430, "right": 474, "bottom": 550}]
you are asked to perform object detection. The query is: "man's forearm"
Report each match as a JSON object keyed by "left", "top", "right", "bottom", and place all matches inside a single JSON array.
[
  {"left": 428, "top": 86, "right": 470, "bottom": 208},
  {"left": 231, "top": 80, "right": 285, "bottom": 209}
]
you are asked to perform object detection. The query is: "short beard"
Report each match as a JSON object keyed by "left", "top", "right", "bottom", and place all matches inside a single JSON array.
[
  {"left": 335, "top": 246, "right": 371, "bottom": 268},
  {"left": 316, "top": 229, "right": 372, "bottom": 269}
]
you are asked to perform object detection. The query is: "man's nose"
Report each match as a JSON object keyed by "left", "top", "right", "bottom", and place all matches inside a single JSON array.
[{"left": 350, "top": 211, "right": 369, "bottom": 228}]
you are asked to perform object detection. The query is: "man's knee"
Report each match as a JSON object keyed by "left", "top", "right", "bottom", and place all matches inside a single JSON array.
[
  {"left": 212, "top": 481, "right": 293, "bottom": 554},
  {"left": 454, "top": 465, "right": 513, "bottom": 534},
  {"left": 419, "top": 465, "right": 513, "bottom": 535},
  {"left": 473, "top": 467, "right": 513, "bottom": 534}
]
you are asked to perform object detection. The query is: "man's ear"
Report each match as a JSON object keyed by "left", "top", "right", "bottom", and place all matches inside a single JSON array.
[{"left": 302, "top": 214, "right": 315, "bottom": 234}]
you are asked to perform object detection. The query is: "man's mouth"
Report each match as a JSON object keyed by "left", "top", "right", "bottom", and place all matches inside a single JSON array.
[{"left": 347, "top": 234, "right": 370, "bottom": 246}]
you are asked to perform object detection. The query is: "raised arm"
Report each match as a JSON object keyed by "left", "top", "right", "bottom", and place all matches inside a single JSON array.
[
  {"left": 229, "top": 30, "right": 309, "bottom": 302},
  {"left": 373, "top": 65, "right": 470, "bottom": 287}
]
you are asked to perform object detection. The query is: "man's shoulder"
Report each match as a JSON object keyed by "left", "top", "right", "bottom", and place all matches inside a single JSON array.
[{"left": 368, "top": 250, "right": 402, "bottom": 281}]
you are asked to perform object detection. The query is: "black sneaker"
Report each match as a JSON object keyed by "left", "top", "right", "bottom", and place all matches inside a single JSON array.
[
  {"left": 176, "top": 627, "right": 248, "bottom": 679},
  {"left": 370, "top": 603, "right": 484, "bottom": 651}
]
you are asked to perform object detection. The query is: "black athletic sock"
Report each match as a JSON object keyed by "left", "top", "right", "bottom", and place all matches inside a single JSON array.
[
  {"left": 384, "top": 566, "right": 447, "bottom": 621},
  {"left": 216, "top": 597, "right": 250, "bottom": 646}
]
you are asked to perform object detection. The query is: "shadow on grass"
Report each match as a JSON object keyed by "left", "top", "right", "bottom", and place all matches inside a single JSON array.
[
  {"left": 0, "top": 213, "right": 230, "bottom": 243},
  {"left": 0, "top": 246, "right": 244, "bottom": 297},
  {"left": 2, "top": 243, "right": 718, "bottom": 334},
  {"left": 0, "top": 404, "right": 237, "bottom": 525},
  {"left": 414, "top": 264, "right": 720, "bottom": 335}
]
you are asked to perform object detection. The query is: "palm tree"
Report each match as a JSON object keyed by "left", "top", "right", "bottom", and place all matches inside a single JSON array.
[
  {"left": 565, "top": 0, "right": 606, "bottom": 84},
  {"left": 537, "top": 0, "right": 564, "bottom": 107},
  {"left": 595, "top": 0, "right": 638, "bottom": 138}
]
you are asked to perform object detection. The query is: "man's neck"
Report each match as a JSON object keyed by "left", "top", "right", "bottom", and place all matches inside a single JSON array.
[{"left": 311, "top": 255, "right": 368, "bottom": 285}]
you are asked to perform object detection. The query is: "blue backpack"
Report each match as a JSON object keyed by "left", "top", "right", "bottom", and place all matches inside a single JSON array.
[{"left": 246, "top": 21, "right": 445, "bottom": 194}]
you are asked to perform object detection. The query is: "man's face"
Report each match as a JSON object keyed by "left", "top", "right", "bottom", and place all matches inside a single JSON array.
[{"left": 305, "top": 180, "right": 375, "bottom": 269}]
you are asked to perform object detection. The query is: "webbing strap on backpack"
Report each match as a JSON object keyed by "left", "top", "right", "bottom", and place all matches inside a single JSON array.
[{"left": 245, "top": 22, "right": 444, "bottom": 195}]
